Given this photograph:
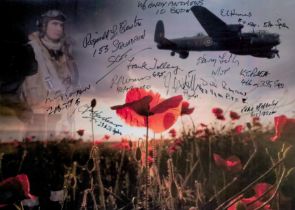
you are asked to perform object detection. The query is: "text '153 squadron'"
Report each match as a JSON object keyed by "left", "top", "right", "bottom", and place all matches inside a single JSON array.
[{"left": 154, "top": 6, "right": 280, "bottom": 59}]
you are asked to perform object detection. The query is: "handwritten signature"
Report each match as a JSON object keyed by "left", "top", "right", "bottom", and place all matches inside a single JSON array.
[
  {"left": 78, "top": 104, "right": 123, "bottom": 135},
  {"left": 127, "top": 57, "right": 183, "bottom": 74},
  {"left": 82, "top": 15, "right": 143, "bottom": 49},
  {"left": 45, "top": 84, "right": 91, "bottom": 115},
  {"left": 196, "top": 52, "right": 240, "bottom": 67},
  {"left": 95, "top": 47, "right": 152, "bottom": 85},
  {"left": 241, "top": 100, "right": 279, "bottom": 117}
]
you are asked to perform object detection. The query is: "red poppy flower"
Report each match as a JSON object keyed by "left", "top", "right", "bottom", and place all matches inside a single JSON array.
[
  {"left": 253, "top": 183, "right": 274, "bottom": 200},
  {"left": 213, "top": 153, "right": 242, "bottom": 173},
  {"left": 77, "top": 129, "right": 84, "bottom": 137},
  {"left": 235, "top": 125, "right": 244, "bottom": 134},
  {"left": 181, "top": 101, "right": 194, "bottom": 115},
  {"left": 212, "top": 107, "right": 223, "bottom": 115},
  {"left": 112, "top": 138, "right": 131, "bottom": 150},
  {"left": 148, "top": 156, "right": 154, "bottom": 163},
  {"left": 111, "top": 88, "right": 183, "bottom": 133},
  {"left": 24, "top": 136, "right": 33, "bottom": 143},
  {"left": 140, "top": 152, "right": 155, "bottom": 166},
  {"left": 252, "top": 117, "right": 262, "bottom": 127},
  {"left": 94, "top": 140, "right": 103, "bottom": 145},
  {"left": 229, "top": 111, "right": 240, "bottom": 120},
  {"left": 167, "top": 137, "right": 184, "bottom": 154},
  {"left": 0, "top": 174, "right": 35, "bottom": 204},
  {"left": 167, "top": 145, "right": 178, "bottom": 155},
  {"left": 271, "top": 115, "right": 295, "bottom": 142},
  {"left": 217, "top": 115, "right": 225, "bottom": 120},
  {"left": 227, "top": 195, "right": 272, "bottom": 210},
  {"left": 194, "top": 127, "right": 211, "bottom": 139},
  {"left": 173, "top": 138, "right": 183, "bottom": 146},
  {"left": 168, "top": 128, "right": 177, "bottom": 138},
  {"left": 103, "top": 134, "right": 110, "bottom": 140},
  {"left": 13, "top": 140, "right": 20, "bottom": 148},
  {"left": 228, "top": 183, "right": 274, "bottom": 210},
  {"left": 212, "top": 107, "right": 225, "bottom": 120}
]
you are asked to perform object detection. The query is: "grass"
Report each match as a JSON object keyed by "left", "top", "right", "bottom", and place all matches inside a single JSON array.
[{"left": 0, "top": 122, "right": 294, "bottom": 210}]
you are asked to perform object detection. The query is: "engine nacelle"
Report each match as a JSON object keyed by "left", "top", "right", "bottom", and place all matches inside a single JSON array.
[
  {"left": 253, "top": 52, "right": 275, "bottom": 59},
  {"left": 228, "top": 24, "right": 244, "bottom": 33},
  {"left": 250, "top": 37, "right": 273, "bottom": 46},
  {"left": 253, "top": 49, "right": 278, "bottom": 59},
  {"left": 179, "top": 51, "right": 189, "bottom": 59}
]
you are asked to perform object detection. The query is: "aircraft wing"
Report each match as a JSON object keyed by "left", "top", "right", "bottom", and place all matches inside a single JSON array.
[{"left": 191, "top": 6, "right": 238, "bottom": 41}]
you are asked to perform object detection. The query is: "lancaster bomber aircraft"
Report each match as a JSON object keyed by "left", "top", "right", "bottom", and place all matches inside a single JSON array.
[{"left": 154, "top": 6, "right": 280, "bottom": 59}]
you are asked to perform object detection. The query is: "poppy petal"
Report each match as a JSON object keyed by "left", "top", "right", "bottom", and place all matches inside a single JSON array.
[
  {"left": 213, "top": 153, "right": 226, "bottom": 169},
  {"left": 270, "top": 115, "right": 295, "bottom": 142},
  {"left": 150, "top": 95, "right": 183, "bottom": 114},
  {"left": 181, "top": 101, "right": 195, "bottom": 115},
  {"left": 111, "top": 95, "right": 153, "bottom": 116},
  {"left": 253, "top": 183, "right": 273, "bottom": 199},
  {"left": 230, "top": 111, "right": 240, "bottom": 120},
  {"left": 112, "top": 88, "right": 182, "bottom": 133}
]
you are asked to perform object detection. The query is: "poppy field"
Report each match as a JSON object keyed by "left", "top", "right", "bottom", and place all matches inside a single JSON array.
[{"left": 1, "top": 88, "right": 295, "bottom": 210}]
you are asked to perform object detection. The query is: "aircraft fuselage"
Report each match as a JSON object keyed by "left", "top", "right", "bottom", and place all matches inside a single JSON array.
[{"left": 157, "top": 33, "right": 279, "bottom": 52}]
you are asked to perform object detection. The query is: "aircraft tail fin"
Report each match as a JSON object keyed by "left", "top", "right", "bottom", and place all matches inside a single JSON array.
[{"left": 154, "top": 20, "right": 165, "bottom": 43}]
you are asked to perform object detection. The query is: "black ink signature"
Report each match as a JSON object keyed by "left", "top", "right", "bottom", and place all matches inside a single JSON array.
[
  {"left": 116, "top": 84, "right": 151, "bottom": 94},
  {"left": 82, "top": 15, "right": 143, "bottom": 49},
  {"left": 241, "top": 79, "right": 284, "bottom": 89},
  {"left": 241, "top": 100, "right": 279, "bottom": 117},
  {"left": 82, "top": 26, "right": 117, "bottom": 49},
  {"left": 45, "top": 84, "right": 91, "bottom": 115},
  {"left": 162, "top": 69, "right": 245, "bottom": 102},
  {"left": 78, "top": 104, "right": 123, "bottom": 135},
  {"left": 95, "top": 47, "right": 152, "bottom": 85},
  {"left": 263, "top": 18, "right": 289, "bottom": 29},
  {"left": 137, "top": 0, "right": 204, "bottom": 14},
  {"left": 47, "top": 97, "right": 81, "bottom": 115},
  {"left": 196, "top": 53, "right": 239, "bottom": 67},
  {"left": 112, "top": 30, "right": 146, "bottom": 53},
  {"left": 220, "top": 9, "right": 252, "bottom": 18},
  {"left": 107, "top": 48, "right": 133, "bottom": 68},
  {"left": 240, "top": 67, "right": 269, "bottom": 78},
  {"left": 127, "top": 57, "right": 183, "bottom": 74},
  {"left": 110, "top": 74, "right": 151, "bottom": 88}
]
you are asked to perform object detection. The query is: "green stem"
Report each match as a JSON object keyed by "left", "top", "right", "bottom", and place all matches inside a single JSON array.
[
  {"left": 93, "top": 147, "right": 106, "bottom": 210},
  {"left": 181, "top": 117, "right": 186, "bottom": 134},
  {"left": 115, "top": 149, "right": 126, "bottom": 196},
  {"left": 189, "top": 115, "right": 196, "bottom": 133},
  {"left": 91, "top": 107, "right": 95, "bottom": 144},
  {"left": 208, "top": 137, "right": 212, "bottom": 182},
  {"left": 145, "top": 116, "right": 149, "bottom": 210}
]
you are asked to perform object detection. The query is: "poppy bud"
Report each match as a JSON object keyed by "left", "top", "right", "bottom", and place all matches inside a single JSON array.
[
  {"left": 171, "top": 181, "right": 178, "bottom": 198},
  {"left": 246, "top": 122, "right": 252, "bottom": 130},
  {"left": 77, "top": 129, "right": 84, "bottom": 137},
  {"left": 136, "top": 147, "right": 142, "bottom": 161},
  {"left": 91, "top": 99, "right": 97, "bottom": 108},
  {"left": 128, "top": 140, "right": 133, "bottom": 149}
]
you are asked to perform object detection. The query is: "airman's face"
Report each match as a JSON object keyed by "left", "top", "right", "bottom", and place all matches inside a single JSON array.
[{"left": 45, "top": 20, "right": 64, "bottom": 42}]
